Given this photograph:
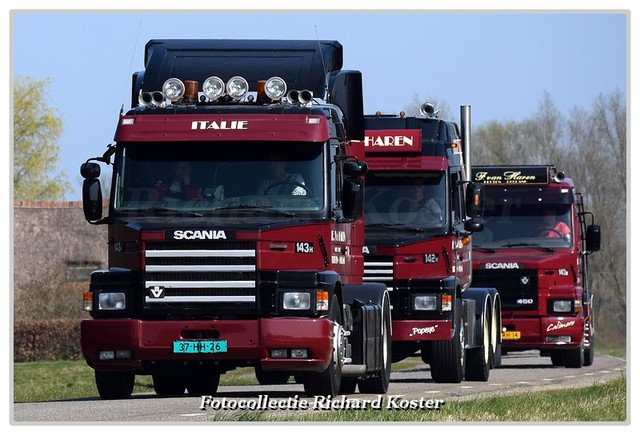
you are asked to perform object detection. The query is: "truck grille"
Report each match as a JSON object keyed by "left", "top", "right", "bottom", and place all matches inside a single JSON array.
[
  {"left": 144, "top": 241, "right": 256, "bottom": 305},
  {"left": 363, "top": 255, "right": 394, "bottom": 292},
  {"left": 473, "top": 269, "right": 538, "bottom": 311}
]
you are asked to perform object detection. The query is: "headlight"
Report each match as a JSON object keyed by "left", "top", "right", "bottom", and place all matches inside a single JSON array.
[
  {"left": 413, "top": 294, "right": 438, "bottom": 311},
  {"left": 282, "top": 292, "right": 311, "bottom": 310},
  {"left": 203, "top": 76, "right": 225, "bottom": 101},
  {"left": 162, "top": 78, "right": 185, "bottom": 102},
  {"left": 264, "top": 76, "right": 287, "bottom": 101},
  {"left": 226, "top": 76, "right": 249, "bottom": 100},
  {"left": 98, "top": 292, "right": 126, "bottom": 310},
  {"left": 552, "top": 300, "right": 573, "bottom": 313}
]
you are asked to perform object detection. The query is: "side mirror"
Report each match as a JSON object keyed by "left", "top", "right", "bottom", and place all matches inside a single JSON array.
[
  {"left": 465, "top": 182, "right": 485, "bottom": 219},
  {"left": 80, "top": 162, "right": 101, "bottom": 179},
  {"left": 82, "top": 178, "right": 103, "bottom": 222},
  {"left": 342, "top": 178, "right": 364, "bottom": 221},
  {"left": 586, "top": 224, "right": 601, "bottom": 253},
  {"left": 80, "top": 162, "right": 103, "bottom": 222},
  {"left": 465, "top": 219, "right": 484, "bottom": 233},
  {"left": 344, "top": 160, "right": 368, "bottom": 177}
]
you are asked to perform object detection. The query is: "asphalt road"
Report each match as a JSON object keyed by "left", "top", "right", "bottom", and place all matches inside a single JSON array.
[{"left": 12, "top": 351, "right": 626, "bottom": 423}]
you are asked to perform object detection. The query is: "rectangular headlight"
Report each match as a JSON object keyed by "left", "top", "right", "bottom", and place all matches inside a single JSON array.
[
  {"left": 282, "top": 292, "right": 311, "bottom": 310},
  {"left": 413, "top": 294, "right": 438, "bottom": 311},
  {"left": 552, "top": 300, "right": 572, "bottom": 313},
  {"left": 98, "top": 292, "right": 126, "bottom": 310}
]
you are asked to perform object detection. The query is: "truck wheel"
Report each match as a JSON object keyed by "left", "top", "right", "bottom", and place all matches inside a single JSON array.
[
  {"left": 465, "top": 300, "right": 491, "bottom": 381},
  {"left": 339, "top": 378, "right": 358, "bottom": 394},
  {"left": 431, "top": 299, "right": 465, "bottom": 383},
  {"left": 550, "top": 350, "right": 564, "bottom": 366},
  {"left": 358, "top": 293, "right": 392, "bottom": 394},
  {"left": 584, "top": 335, "right": 595, "bottom": 367},
  {"left": 490, "top": 301, "right": 502, "bottom": 368},
  {"left": 583, "top": 317, "right": 595, "bottom": 366},
  {"left": 95, "top": 371, "right": 135, "bottom": 400},
  {"left": 303, "top": 295, "right": 343, "bottom": 396},
  {"left": 255, "top": 366, "right": 290, "bottom": 385},
  {"left": 563, "top": 343, "right": 585, "bottom": 368},
  {"left": 152, "top": 373, "right": 186, "bottom": 397},
  {"left": 186, "top": 371, "right": 220, "bottom": 396}
]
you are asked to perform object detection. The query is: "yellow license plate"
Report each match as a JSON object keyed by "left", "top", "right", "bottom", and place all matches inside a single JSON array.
[{"left": 502, "top": 331, "right": 521, "bottom": 340}]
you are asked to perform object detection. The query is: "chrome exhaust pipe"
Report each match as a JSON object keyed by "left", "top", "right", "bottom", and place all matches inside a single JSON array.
[
  {"left": 420, "top": 102, "right": 436, "bottom": 117},
  {"left": 139, "top": 91, "right": 165, "bottom": 107},
  {"left": 287, "top": 89, "right": 314, "bottom": 105},
  {"left": 554, "top": 171, "right": 566, "bottom": 182},
  {"left": 298, "top": 89, "right": 313, "bottom": 105}
]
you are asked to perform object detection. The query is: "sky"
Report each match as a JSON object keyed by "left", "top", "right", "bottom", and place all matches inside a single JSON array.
[{"left": 7, "top": 4, "right": 630, "bottom": 200}]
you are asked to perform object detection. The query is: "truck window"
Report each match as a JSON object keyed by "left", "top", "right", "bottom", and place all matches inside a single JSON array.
[
  {"left": 113, "top": 141, "right": 325, "bottom": 215},
  {"left": 476, "top": 187, "right": 574, "bottom": 248},
  {"left": 364, "top": 172, "right": 447, "bottom": 231}
]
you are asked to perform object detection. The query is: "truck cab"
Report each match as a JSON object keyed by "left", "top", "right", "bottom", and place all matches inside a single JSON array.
[
  {"left": 79, "top": 39, "right": 391, "bottom": 399},
  {"left": 471, "top": 165, "right": 600, "bottom": 367},
  {"left": 359, "top": 106, "right": 501, "bottom": 383}
]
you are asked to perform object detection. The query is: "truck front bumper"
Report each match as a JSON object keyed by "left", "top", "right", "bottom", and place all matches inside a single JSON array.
[
  {"left": 501, "top": 316, "right": 584, "bottom": 350},
  {"left": 81, "top": 317, "right": 333, "bottom": 373}
]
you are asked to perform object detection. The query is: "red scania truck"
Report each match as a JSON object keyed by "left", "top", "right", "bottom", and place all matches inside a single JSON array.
[
  {"left": 358, "top": 105, "right": 502, "bottom": 383},
  {"left": 471, "top": 165, "right": 600, "bottom": 367},
  {"left": 79, "top": 39, "right": 392, "bottom": 399}
]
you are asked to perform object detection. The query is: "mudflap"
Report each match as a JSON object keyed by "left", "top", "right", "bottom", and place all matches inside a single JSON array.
[
  {"left": 463, "top": 288, "right": 492, "bottom": 348},
  {"left": 342, "top": 283, "right": 390, "bottom": 376}
]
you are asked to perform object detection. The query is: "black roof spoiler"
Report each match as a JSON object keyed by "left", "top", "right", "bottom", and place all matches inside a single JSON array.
[{"left": 137, "top": 39, "right": 343, "bottom": 99}]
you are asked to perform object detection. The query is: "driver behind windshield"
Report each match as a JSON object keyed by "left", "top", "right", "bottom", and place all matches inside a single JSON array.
[{"left": 257, "top": 153, "right": 307, "bottom": 196}]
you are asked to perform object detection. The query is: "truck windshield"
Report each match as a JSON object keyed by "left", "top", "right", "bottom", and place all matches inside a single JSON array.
[
  {"left": 113, "top": 141, "right": 324, "bottom": 215},
  {"left": 364, "top": 172, "right": 448, "bottom": 232},
  {"left": 474, "top": 186, "right": 574, "bottom": 249}
]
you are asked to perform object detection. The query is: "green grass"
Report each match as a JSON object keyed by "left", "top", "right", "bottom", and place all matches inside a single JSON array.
[{"left": 261, "top": 376, "right": 627, "bottom": 422}]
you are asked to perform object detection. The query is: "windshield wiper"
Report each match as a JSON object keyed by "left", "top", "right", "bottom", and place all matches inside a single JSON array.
[
  {"left": 499, "top": 242, "right": 554, "bottom": 252},
  {"left": 474, "top": 246, "right": 497, "bottom": 253},
  {"left": 365, "top": 222, "right": 428, "bottom": 232},
  {"left": 146, "top": 207, "right": 204, "bottom": 217},
  {"left": 214, "top": 205, "right": 297, "bottom": 217}
]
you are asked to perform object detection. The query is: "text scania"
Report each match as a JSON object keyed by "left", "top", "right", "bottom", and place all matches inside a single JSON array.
[
  {"left": 191, "top": 120, "right": 248, "bottom": 130},
  {"left": 484, "top": 262, "right": 521, "bottom": 269},
  {"left": 173, "top": 230, "right": 227, "bottom": 240}
]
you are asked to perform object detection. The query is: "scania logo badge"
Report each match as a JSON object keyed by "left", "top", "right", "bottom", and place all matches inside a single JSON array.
[
  {"left": 149, "top": 286, "right": 165, "bottom": 298},
  {"left": 520, "top": 276, "right": 530, "bottom": 285}
]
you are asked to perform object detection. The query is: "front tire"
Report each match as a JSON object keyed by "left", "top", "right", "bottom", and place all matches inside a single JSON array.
[
  {"left": 186, "top": 370, "right": 220, "bottom": 396},
  {"left": 95, "top": 371, "right": 135, "bottom": 400},
  {"left": 431, "top": 299, "right": 465, "bottom": 383},
  {"left": 358, "top": 293, "right": 392, "bottom": 393},
  {"left": 303, "top": 295, "right": 343, "bottom": 396},
  {"left": 465, "top": 301, "right": 491, "bottom": 381},
  {"left": 255, "top": 366, "right": 290, "bottom": 385},
  {"left": 153, "top": 373, "right": 186, "bottom": 397}
]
